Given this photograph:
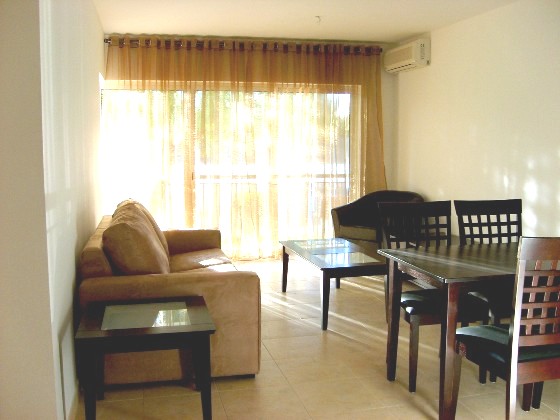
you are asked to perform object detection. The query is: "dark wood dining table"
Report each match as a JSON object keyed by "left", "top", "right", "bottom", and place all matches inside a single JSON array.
[{"left": 377, "top": 244, "right": 519, "bottom": 419}]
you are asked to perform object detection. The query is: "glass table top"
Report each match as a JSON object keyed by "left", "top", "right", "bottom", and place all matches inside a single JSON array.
[
  {"left": 281, "top": 238, "right": 384, "bottom": 269},
  {"left": 314, "top": 251, "right": 380, "bottom": 265},
  {"left": 294, "top": 238, "right": 350, "bottom": 251},
  {"left": 101, "top": 301, "right": 191, "bottom": 330}
]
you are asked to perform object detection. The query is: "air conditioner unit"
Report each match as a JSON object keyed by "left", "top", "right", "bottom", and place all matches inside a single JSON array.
[{"left": 384, "top": 38, "right": 430, "bottom": 74}]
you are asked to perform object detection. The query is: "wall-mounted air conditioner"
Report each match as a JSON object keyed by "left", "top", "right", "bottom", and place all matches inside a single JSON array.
[{"left": 384, "top": 38, "right": 430, "bottom": 74}]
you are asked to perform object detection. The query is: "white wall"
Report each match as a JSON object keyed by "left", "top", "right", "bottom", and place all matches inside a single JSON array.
[
  {"left": 381, "top": 65, "right": 397, "bottom": 186},
  {"left": 0, "top": 0, "right": 104, "bottom": 418},
  {"left": 41, "top": 0, "right": 105, "bottom": 416},
  {"left": 391, "top": 0, "right": 560, "bottom": 236},
  {"left": 0, "top": 1, "right": 56, "bottom": 417}
]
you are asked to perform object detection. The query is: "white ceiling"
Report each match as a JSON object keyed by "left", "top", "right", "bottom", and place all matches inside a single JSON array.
[{"left": 93, "top": 0, "right": 518, "bottom": 44}]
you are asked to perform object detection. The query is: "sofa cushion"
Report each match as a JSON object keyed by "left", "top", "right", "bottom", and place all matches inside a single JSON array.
[
  {"left": 169, "top": 248, "right": 231, "bottom": 272},
  {"left": 184, "top": 263, "right": 238, "bottom": 273},
  {"left": 117, "top": 199, "right": 170, "bottom": 256},
  {"left": 103, "top": 204, "right": 170, "bottom": 275}
]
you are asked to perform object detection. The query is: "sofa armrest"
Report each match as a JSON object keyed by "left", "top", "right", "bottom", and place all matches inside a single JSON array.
[
  {"left": 331, "top": 207, "right": 343, "bottom": 237},
  {"left": 163, "top": 229, "right": 221, "bottom": 254},
  {"left": 79, "top": 270, "right": 257, "bottom": 308}
]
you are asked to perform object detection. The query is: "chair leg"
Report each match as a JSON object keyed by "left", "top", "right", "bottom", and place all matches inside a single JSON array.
[
  {"left": 531, "top": 382, "right": 544, "bottom": 409},
  {"left": 408, "top": 317, "right": 420, "bottom": 393},
  {"left": 522, "top": 383, "right": 533, "bottom": 411},
  {"left": 478, "top": 366, "right": 487, "bottom": 384},
  {"left": 384, "top": 275, "right": 389, "bottom": 323},
  {"left": 487, "top": 314, "right": 497, "bottom": 382},
  {"left": 460, "top": 320, "right": 488, "bottom": 384}
]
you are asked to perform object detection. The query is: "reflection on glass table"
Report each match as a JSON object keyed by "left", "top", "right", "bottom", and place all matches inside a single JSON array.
[
  {"left": 315, "top": 251, "right": 381, "bottom": 265},
  {"left": 294, "top": 238, "right": 350, "bottom": 251},
  {"left": 101, "top": 302, "right": 190, "bottom": 330}
]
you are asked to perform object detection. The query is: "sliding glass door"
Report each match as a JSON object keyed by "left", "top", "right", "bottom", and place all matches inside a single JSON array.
[{"left": 100, "top": 86, "right": 354, "bottom": 259}]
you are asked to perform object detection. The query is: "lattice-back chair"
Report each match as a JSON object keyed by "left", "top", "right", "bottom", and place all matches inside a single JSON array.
[
  {"left": 380, "top": 200, "right": 451, "bottom": 250},
  {"left": 454, "top": 199, "right": 522, "bottom": 245},
  {"left": 452, "top": 236, "right": 560, "bottom": 419},
  {"left": 378, "top": 201, "right": 490, "bottom": 392},
  {"left": 454, "top": 199, "right": 523, "bottom": 325}
]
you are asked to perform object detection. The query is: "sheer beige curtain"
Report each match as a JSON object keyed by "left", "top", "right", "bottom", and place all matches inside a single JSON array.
[{"left": 101, "top": 35, "right": 386, "bottom": 259}]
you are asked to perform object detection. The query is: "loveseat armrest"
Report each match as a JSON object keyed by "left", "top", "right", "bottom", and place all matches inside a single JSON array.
[{"left": 164, "top": 229, "right": 221, "bottom": 255}]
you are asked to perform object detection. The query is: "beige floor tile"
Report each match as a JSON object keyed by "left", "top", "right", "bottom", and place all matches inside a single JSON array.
[
  {"left": 101, "top": 385, "right": 145, "bottom": 401},
  {"left": 213, "top": 360, "right": 289, "bottom": 391},
  {"left": 323, "top": 398, "right": 479, "bottom": 420},
  {"left": 219, "top": 385, "right": 309, "bottom": 418},
  {"left": 92, "top": 398, "right": 145, "bottom": 420},
  {"left": 142, "top": 393, "right": 227, "bottom": 420},
  {"left": 459, "top": 390, "right": 560, "bottom": 419},
  {"left": 260, "top": 342, "right": 273, "bottom": 362},
  {"left": 291, "top": 377, "right": 381, "bottom": 416},
  {"left": 141, "top": 381, "right": 199, "bottom": 399},
  {"left": 262, "top": 334, "right": 330, "bottom": 361},
  {"left": 540, "top": 379, "right": 560, "bottom": 412},
  {"left": 277, "top": 356, "right": 358, "bottom": 385},
  {"left": 261, "top": 318, "right": 321, "bottom": 340}
]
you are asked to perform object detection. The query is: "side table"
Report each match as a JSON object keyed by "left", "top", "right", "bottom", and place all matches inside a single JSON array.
[{"left": 75, "top": 296, "right": 216, "bottom": 420}]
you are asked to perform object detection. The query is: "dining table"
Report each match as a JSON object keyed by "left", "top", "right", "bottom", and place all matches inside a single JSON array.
[{"left": 377, "top": 243, "right": 519, "bottom": 419}]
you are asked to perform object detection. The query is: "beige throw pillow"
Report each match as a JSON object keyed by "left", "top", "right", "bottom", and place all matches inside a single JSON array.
[
  {"left": 116, "top": 199, "right": 170, "bottom": 256},
  {"left": 103, "top": 204, "right": 170, "bottom": 275}
]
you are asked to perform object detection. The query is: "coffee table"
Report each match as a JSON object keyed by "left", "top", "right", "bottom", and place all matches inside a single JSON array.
[
  {"left": 280, "top": 238, "right": 386, "bottom": 330},
  {"left": 75, "top": 296, "right": 216, "bottom": 420}
]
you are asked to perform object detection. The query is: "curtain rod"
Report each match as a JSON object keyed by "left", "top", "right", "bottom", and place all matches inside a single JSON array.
[{"left": 103, "top": 36, "right": 383, "bottom": 54}]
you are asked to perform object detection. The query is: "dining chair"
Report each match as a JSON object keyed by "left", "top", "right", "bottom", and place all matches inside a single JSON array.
[
  {"left": 454, "top": 198, "right": 522, "bottom": 323},
  {"left": 378, "top": 200, "right": 490, "bottom": 392},
  {"left": 454, "top": 198, "right": 522, "bottom": 383},
  {"left": 452, "top": 236, "right": 560, "bottom": 419}
]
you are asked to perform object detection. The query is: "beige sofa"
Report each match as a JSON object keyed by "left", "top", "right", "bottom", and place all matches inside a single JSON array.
[{"left": 78, "top": 200, "right": 261, "bottom": 384}]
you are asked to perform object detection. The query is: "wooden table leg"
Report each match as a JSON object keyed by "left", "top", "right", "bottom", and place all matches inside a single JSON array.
[
  {"left": 192, "top": 335, "right": 212, "bottom": 420},
  {"left": 386, "top": 259, "right": 402, "bottom": 381},
  {"left": 320, "top": 271, "right": 331, "bottom": 330},
  {"left": 439, "top": 283, "right": 460, "bottom": 420},
  {"left": 282, "top": 246, "right": 289, "bottom": 293},
  {"left": 80, "top": 347, "right": 97, "bottom": 420},
  {"left": 96, "top": 352, "right": 104, "bottom": 400}
]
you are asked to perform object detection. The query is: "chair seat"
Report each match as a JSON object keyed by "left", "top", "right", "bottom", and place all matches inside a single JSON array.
[
  {"left": 401, "top": 289, "right": 489, "bottom": 321},
  {"left": 457, "top": 325, "right": 560, "bottom": 364},
  {"left": 469, "top": 289, "right": 514, "bottom": 320}
]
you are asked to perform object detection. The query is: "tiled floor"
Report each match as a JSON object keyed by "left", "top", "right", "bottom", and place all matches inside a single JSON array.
[{"left": 76, "top": 258, "right": 559, "bottom": 419}]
